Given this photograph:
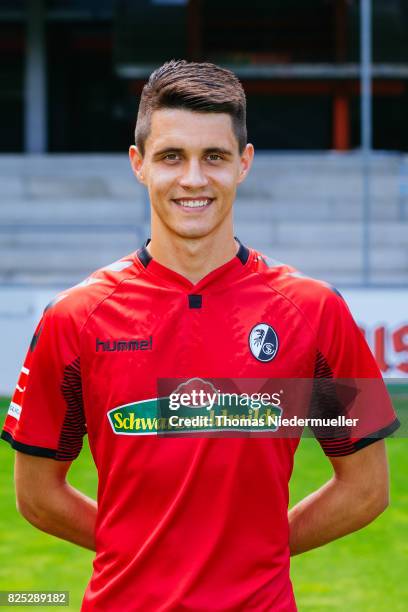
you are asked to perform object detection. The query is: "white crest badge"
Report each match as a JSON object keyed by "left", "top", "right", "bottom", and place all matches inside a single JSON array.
[{"left": 249, "top": 323, "right": 279, "bottom": 363}]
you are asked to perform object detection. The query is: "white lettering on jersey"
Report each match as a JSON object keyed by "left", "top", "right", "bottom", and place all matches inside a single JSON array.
[{"left": 7, "top": 401, "right": 22, "bottom": 421}]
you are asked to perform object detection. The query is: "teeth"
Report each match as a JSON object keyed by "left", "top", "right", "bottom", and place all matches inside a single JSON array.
[{"left": 176, "top": 199, "right": 210, "bottom": 208}]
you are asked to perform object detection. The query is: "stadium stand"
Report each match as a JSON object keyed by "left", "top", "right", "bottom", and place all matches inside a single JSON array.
[{"left": 0, "top": 153, "right": 407, "bottom": 287}]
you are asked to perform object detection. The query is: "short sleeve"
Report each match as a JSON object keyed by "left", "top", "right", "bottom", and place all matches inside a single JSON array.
[
  {"left": 1, "top": 299, "right": 86, "bottom": 461},
  {"left": 311, "top": 287, "right": 400, "bottom": 457}
]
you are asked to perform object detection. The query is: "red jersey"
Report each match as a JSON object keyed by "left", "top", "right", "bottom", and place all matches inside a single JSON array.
[{"left": 1, "top": 241, "right": 399, "bottom": 611}]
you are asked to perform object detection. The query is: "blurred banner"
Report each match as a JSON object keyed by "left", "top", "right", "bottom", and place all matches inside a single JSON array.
[
  {"left": 0, "top": 288, "right": 406, "bottom": 396},
  {"left": 342, "top": 289, "right": 408, "bottom": 378}
]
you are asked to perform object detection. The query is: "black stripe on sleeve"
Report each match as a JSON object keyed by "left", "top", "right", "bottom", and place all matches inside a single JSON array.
[
  {"left": 1, "top": 429, "right": 57, "bottom": 459},
  {"left": 312, "top": 350, "right": 401, "bottom": 457},
  {"left": 314, "top": 350, "right": 333, "bottom": 378},
  {"left": 353, "top": 418, "right": 401, "bottom": 452},
  {"left": 318, "top": 437, "right": 355, "bottom": 456},
  {"left": 58, "top": 357, "right": 87, "bottom": 461},
  {"left": 1, "top": 357, "right": 86, "bottom": 462},
  {"left": 321, "top": 418, "right": 401, "bottom": 457},
  {"left": 310, "top": 351, "right": 352, "bottom": 441}
]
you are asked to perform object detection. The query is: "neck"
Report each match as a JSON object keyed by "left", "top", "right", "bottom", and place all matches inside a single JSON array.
[{"left": 147, "top": 227, "right": 238, "bottom": 285}]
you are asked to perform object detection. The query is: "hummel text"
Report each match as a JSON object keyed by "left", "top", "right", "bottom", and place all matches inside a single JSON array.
[{"left": 96, "top": 336, "right": 153, "bottom": 352}]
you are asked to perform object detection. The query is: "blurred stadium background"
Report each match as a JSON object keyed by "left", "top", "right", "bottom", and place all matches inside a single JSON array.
[{"left": 0, "top": 1, "right": 407, "bottom": 610}]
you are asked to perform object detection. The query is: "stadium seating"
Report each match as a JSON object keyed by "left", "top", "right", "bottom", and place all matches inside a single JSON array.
[{"left": 0, "top": 153, "right": 407, "bottom": 287}]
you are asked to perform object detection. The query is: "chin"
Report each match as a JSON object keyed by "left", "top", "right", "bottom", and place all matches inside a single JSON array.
[
  {"left": 172, "top": 224, "right": 215, "bottom": 240},
  {"left": 177, "top": 230, "right": 210, "bottom": 240}
]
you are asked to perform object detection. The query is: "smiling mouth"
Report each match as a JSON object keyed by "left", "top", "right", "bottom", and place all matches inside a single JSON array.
[{"left": 172, "top": 198, "right": 214, "bottom": 209}]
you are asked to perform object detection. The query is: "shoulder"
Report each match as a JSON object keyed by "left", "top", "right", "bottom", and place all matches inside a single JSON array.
[
  {"left": 40, "top": 252, "right": 141, "bottom": 332},
  {"left": 253, "top": 248, "right": 344, "bottom": 308},
  {"left": 249, "top": 246, "right": 354, "bottom": 339}
]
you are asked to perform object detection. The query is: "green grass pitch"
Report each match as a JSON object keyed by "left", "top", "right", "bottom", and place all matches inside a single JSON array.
[{"left": 0, "top": 396, "right": 406, "bottom": 611}]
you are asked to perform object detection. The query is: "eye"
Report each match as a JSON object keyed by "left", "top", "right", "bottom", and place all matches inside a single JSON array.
[
  {"left": 163, "top": 153, "right": 181, "bottom": 162},
  {"left": 207, "top": 153, "right": 223, "bottom": 162}
]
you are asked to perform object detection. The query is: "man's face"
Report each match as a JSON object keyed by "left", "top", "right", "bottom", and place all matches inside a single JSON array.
[{"left": 129, "top": 108, "right": 254, "bottom": 240}]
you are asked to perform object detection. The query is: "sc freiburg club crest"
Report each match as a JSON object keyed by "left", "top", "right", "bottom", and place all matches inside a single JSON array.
[{"left": 249, "top": 323, "right": 279, "bottom": 363}]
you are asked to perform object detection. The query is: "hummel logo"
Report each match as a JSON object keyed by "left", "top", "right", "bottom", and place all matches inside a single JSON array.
[{"left": 96, "top": 336, "right": 153, "bottom": 352}]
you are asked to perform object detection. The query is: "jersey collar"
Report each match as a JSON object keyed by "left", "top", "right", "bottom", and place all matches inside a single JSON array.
[{"left": 135, "top": 237, "right": 251, "bottom": 292}]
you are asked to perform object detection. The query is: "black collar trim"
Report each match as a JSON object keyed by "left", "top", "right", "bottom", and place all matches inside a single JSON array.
[
  {"left": 235, "top": 237, "right": 250, "bottom": 265},
  {"left": 136, "top": 239, "right": 152, "bottom": 268},
  {"left": 137, "top": 237, "right": 249, "bottom": 268}
]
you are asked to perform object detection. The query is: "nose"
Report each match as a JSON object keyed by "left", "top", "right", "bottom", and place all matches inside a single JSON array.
[{"left": 178, "top": 159, "right": 209, "bottom": 190}]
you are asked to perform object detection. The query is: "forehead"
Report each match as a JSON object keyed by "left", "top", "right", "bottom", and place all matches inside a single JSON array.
[{"left": 146, "top": 108, "right": 238, "bottom": 152}]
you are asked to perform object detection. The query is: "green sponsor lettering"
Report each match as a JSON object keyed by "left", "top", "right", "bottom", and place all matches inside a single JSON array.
[
  {"left": 108, "top": 396, "right": 283, "bottom": 435},
  {"left": 108, "top": 400, "right": 159, "bottom": 435},
  {"left": 139, "top": 417, "right": 157, "bottom": 431}
]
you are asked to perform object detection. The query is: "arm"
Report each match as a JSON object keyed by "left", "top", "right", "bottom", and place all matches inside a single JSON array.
[
  {"left": 15, "top": 451, "right": 97, "bottom": 551},
  {"left": 288, "top": 439, "right": 389, "bottom": 556}
]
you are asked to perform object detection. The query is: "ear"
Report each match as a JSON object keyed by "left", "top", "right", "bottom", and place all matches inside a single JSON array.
[
  {"left": 237, "top": 143, "right": 254, "bottom": 185},
  {"left": 129, "top": 145, "right": 146, "bottom": 185}
]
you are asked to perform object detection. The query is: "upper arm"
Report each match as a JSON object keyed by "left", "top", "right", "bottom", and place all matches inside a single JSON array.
[
  {"left": 14, "top": 451, "right": 73, "bottom": 516},
  {"left": 327, "top": 440, "right": 389, "bottom": 509}
]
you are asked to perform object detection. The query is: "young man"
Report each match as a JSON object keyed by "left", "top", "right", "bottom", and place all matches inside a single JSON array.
[{"left": 1, "top": 60, "right": 399, "bottom": 611}]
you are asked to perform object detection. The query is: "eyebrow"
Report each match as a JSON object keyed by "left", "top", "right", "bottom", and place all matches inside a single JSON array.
[{"left": 153, "top": 147, "right": 234, "bottom": 158}]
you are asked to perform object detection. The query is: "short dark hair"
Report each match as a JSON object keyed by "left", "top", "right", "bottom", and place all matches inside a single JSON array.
[{"left": 135, "top": 59, "right": 247, "bottom": 155}]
